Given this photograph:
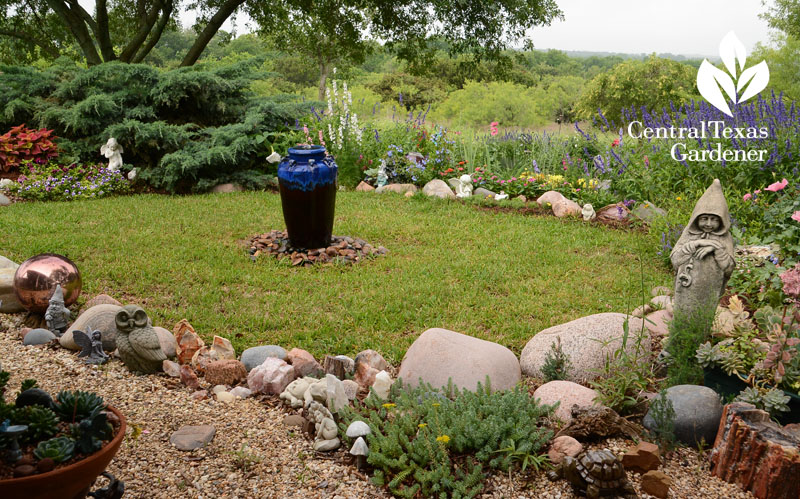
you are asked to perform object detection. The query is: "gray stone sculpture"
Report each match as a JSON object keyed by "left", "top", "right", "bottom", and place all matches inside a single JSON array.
[
  {"left": 73, "top": 327, "right": 109, "bottom": 365},
  {"left": 100, "top": 137, "right": 124, "bottom": 172},
  {"left": 670, "top": 179, "right": 735, "bottom": 321},
  {"left": 44, "top": 285, "right": 71, "bottom": 337},
  {"left": 455, "top": 174, "right": 473, "bottom": 198},
  {"left": 115, "top": 305, "right": 166, "bottom": 373}
]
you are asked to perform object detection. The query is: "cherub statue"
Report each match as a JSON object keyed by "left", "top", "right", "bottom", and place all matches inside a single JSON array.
[
  {"left": 455, "top": 174, "right": 473, "bottom": 198},
  {"left": 670, "top": 179, "right": 735, "bottom": 320},
  {"left": 45, "top": 285, "right": 71, "bottom": 337},
  {"left": 100, "top": 138, "right": 124, "bottom": 172},
  {"left": 376, "top": 161, "right": 388, "bottom": 188},
  {"left": 582, "top": 203, "right": 596, "bottom": 221},
  {"left": 73, "top": 327, "right": 109, "bottom": 365}
]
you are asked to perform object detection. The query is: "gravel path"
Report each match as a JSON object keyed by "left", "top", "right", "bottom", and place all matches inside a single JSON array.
[{"left": 0, "top": 315, "right": 752, "bottom": 498}]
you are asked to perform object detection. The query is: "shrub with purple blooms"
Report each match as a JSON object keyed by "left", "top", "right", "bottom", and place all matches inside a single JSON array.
[{"left": 6, "top": 161, "right": 130, "bottom": 201}]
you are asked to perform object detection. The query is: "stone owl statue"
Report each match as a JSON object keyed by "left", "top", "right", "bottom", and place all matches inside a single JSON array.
[{"left": 115, "top": 305, "right": 165, "bottom": 374}]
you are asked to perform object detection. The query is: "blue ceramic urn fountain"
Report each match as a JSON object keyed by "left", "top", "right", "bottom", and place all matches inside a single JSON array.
[{"left": 277, "top": 145, "right": 338, "bottom": 249}]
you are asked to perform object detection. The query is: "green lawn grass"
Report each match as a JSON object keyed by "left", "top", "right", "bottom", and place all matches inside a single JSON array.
[{"left": 0, "top": 192, "right": 671, "bottom": 362}]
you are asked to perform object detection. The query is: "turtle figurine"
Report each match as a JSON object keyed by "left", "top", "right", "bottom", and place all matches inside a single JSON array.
[{"left": 547, "top": 449, "right": 636, "bottom": 498}]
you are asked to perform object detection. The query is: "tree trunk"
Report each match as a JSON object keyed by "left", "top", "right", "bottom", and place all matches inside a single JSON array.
[
  {"left": 180, "top": 0, "right": 246, "bottom": 66},
  {"left": 318, "top": 61, "right": 331, "bottom": 101},
  {"left": 95, "top": 0, "right": 116, "bottom": 61},
  {"left": 45, "top": 0, "right": 102, "bottom": 65},
  {"left": 710, "top": 402, "right": 800, "bottom": 499},
  {"left": 119, "top": 0, "right": 163, "bottom": 62},
  {"left": 132, "top": 0, "right": 173, "bottom": 63}
]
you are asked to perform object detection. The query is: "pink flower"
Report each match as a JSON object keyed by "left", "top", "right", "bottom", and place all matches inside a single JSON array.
[
  {"left": 792, "top": 211, "right": 800, "bottom": 222},
  {"left": 754, "top": 189, "right": 761, "bottom": 194},
  {"left": 490, "top": 121, "right": 499, "bottom": 126},
  {"left": 780, "top": 263, "right": 800, "bottom": 299},
  {"left": 743, "top": 193, "right": 752, "bottom": 201},
  {"left": 765, "top": 178, "right": 789, "bottom": 192}
]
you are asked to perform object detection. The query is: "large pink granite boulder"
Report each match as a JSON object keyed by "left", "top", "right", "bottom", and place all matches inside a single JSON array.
[
  {"left": 247, "top": 357, "right": 296, "bottom": 395},
  {"left": 398, "top": 328, "right": 521, "bottom": 392},
  {"left": 533, "top": 380, "right": 601, "bottom": 423}
]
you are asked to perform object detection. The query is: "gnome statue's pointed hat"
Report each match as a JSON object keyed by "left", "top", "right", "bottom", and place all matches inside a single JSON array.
[
  {"left": 670, "top": 178, "right": 734, "bottom": 260},
  {"left": 50, "top": 284, "right": 64, "bottom": 303}
]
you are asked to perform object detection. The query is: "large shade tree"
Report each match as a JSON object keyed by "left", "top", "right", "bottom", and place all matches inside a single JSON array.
[{"left": 0, "top": 0, "right": 562, "bottom": 67}]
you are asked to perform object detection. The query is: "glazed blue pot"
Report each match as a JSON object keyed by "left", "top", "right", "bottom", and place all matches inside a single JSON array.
[{"left": 277, "top": 145, "right": 338, "bottom": 249}]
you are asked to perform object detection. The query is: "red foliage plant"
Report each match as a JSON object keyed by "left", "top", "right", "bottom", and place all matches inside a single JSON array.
[{"left": 0, "top": 124, "right": 59, "bottom": 173}]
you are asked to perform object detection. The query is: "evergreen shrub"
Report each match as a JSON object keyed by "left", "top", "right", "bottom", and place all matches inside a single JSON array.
[{"left": 0, "top": 58, "right": 312, "bottom": 192}]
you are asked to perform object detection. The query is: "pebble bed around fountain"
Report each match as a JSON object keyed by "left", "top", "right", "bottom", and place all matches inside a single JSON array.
[{"left": 247, "top": 230, "right": 388, "bottom": 266}]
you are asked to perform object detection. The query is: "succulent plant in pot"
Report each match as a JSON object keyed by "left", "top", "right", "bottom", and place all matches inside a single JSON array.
[
  {"left": 697, "top": 293, "right": 800, "bottom": 421},
  {"left": 0, "top": 369, "right": 127, "bottom": 499}
]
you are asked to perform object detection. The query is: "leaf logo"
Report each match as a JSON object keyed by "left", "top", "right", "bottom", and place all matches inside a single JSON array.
[{"left": 697, "top": 31, "right": 770, "bottom": 117}]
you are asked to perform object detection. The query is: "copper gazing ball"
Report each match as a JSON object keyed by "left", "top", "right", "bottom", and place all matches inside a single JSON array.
[{"left": 13, "top": 253, "right": 81, "bottom": 313}]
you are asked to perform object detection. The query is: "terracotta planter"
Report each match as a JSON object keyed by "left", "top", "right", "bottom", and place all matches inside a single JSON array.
[{"left": 0, "top": 405, "right": 126, "bottom": 499}]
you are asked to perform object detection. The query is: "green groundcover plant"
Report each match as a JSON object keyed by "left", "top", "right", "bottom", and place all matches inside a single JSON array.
[{"left": 338, "top": 379, "right": 555, "bottom": 498}]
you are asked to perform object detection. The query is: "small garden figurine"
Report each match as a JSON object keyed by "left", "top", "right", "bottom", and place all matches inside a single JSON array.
[
  {"left": 44, "top": 285, "right": 71, "bottom": 337},
  {"left": 455, "top": 174, "right": 473, "bottom": 198},
  {"left": 73, "top": 328, "right": 110, "bottom": 365},
  {"left": 114, "top": 305, "right": 166, "bottom": 373},
  {"left": 670, "top": 179, "right": 735, "bottom": 320},
  {"left": 100, "top": 137, "right": 124, "bottom": 172},
  {"left": 376, "top": 161, "right": 388, "bottom": 188}
]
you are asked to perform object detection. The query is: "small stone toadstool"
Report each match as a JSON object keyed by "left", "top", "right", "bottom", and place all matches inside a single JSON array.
[
  {"left": 346, "top": 420, "right": 371, "bottom": 439},
  {"left": 350, "top": 436, "right": 369, "bottom": 470}
]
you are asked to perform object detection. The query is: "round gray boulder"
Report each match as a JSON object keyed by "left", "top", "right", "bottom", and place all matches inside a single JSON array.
[
  {"left": 643, "top": 384, "right": 723, "bottom": 446},
  {"left": 241, "top": 345, "right": 288, "bottom": 372},
  {"left": 23, "top": 328, "right": 56, "bottom": 345},
  {"left": 61, "top": 304, "right": 123, "bottom": 351}
]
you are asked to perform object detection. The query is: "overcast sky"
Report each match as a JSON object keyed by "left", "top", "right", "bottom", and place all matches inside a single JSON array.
[
  {"left": 183, "top": 0, "right": 775, "bottom": 57},
  {"left": 527, "top": 0, "right": 774, "bottom": 56}
]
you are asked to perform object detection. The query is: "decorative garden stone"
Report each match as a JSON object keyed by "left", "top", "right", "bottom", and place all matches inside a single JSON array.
[
  {"left": 0, "top": 258, "right": 24, "bottom": 313},
  {"left": 520, "top": 313, "right": 647, "bottom": 382},
  {"left": 174, "top": 319, "right": 204, "bottom": 365},
  {"left": 710, "top": 402, "right": 800, "bottom": 499},
  {"left": 114, "top": 305, "right": 166, "bottom": 374},
  {"left": 44, "top": 285, "right": 71, "bottom": 337},
  {"left": 73, "top": 328, "right": 110, "bottom": 365},
  {"left": 247, "top": 357, "right": 296, "bottom": 394},
  {"left": 22, "top": 328, "right": 55, "bottom": 346},
  {"left": 204, "top": 359, "right": 247, "bottom": 386},
  {"left": 473, "top": 187, "right": 496, "bottom": 198},
  {"left": 62, "top": 304, "right": 123, "bottom": 351},
  {"left": 100, "top": 137, "right": 124, "bottom": 171},
  {"left": 454, "top": 174, "right": 473, "bottom": 198},
  {"left": 375, "top": 183, "right": 417, "bottom": 194},
  {"left": 581, "top": 203, "right": 596, "bottom": 221},
  {"left": 398, "top": 328, "right": 521, "bottom": 392},
  {"left": 494, "top": 191, "right": 509, "bottom": 201},
  {"left": 370, "top": 370, "right": 393, "bottom": 399},
  {"left": 533, "top": 380, "right": 600, "bottom": 423},
  {"left": 241, "top": 345, "right": 288, "bottom": 372},
  {"left": 547, "top": 449, "right": 636, "bottom": 499},
  {"left": 670, "top": 179, "right": 735, "bottom": 321},
  {"left": 643, "top": 384, "right": 723, "bottom": 446},
  {"left": 422, "top": 179, "right": 456, "bottom": 199}
]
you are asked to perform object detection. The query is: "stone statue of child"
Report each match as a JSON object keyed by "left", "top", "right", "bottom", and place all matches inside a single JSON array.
[
  {"left": 670, "top": 179, "right": 735, "bottom": 320},
  {"left": 44, "top": 284, "right": 71, "bottom": 337},
  {"left": 455, "top": 174, "right": 473, "bottom": 198},
  {"left": 376, "top": 161, "right": 388, "bottom": 188},
  {"left": 100, "top": 137, "right": 124, "bottom": 172}
]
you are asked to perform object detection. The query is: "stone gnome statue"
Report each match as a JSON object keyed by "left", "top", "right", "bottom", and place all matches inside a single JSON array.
[
  {"left": 45, "top": 284, "right": 71, "bottom": 337},
  {"left": 670, "top": 179, "right": 735, "bottom": 320}
]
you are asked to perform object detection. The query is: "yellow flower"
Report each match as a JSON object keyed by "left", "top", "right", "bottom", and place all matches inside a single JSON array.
[
  {"left": 432, "top": 403, "right": 440, "bottom": 407},
  {"left": 676, "top": 196, "right": 682, "bottom": 201},
  {"left": 436, "top": 435, "right": 450, "bottom": 443},
  {"left": 382, "top": 403, "right": 396, "bottom": 409},
  {"left": 418, "top": 423, "right": 428, "bottom": 428}
]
